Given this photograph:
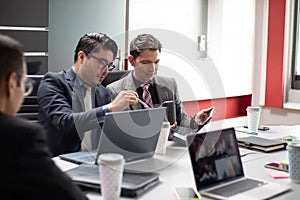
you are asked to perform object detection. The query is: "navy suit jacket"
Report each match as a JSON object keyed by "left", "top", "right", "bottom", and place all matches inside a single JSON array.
[
  {"left": 37, "top": 67, "right": 111, "bottom": 156},
  {"left": 0, "top": 113, "right": 87, "bottom": 199}
]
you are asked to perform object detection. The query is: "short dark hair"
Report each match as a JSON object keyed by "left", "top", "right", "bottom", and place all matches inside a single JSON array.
[
  {"left": 0, "top": 34, "right": 24, "bottom": 86},
  {"left": 74, "top": 32, "right": 118, "bottom": 63},
  {"left": 129, "top": 34, "right": 162, "bottom": 59}
]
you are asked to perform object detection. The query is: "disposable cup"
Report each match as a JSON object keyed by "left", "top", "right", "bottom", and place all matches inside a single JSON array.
[
  {"left": 155, "top": 121, "right": 170, "bottom": 155},
  {"left": 97, "top": 153, "right": 125, "bottom": 200},
  {"left": 246, "top": 106, "right": 261, "bottom": 134}
]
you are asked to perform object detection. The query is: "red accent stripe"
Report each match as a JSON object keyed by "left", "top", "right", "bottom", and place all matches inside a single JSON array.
[
  {"left": 265, "top": 0, "right": 286, "bottom": 108},
  {"left": 183, "top": 95, "right": 251, "bottom": 121}
]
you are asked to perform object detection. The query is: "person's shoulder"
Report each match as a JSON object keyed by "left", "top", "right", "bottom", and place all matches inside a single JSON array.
[
  {"left": 13, "top": 117, "right": 43, "bottom": 133},
  {"left": 154, "top": 75, "right": 175, "bottom": 84},
  {"left": 0, "top": 114, "right": 44, "bottom": 139},
  {"left": 106, "top": 74, "right": 129, "bottom": 89},
  {"left": 41, "top": 69, "right": 73, "bottom": 88}
]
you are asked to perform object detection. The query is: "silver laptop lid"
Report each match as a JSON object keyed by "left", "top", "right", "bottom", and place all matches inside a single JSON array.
[
  {"left": 96, "top": 107, "right": 166, "bottom": 162},
  {"left": 186, "top": 127, "right": 244, "bottom": 190}
]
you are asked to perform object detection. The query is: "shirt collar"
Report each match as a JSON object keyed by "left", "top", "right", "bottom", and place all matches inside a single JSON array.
[
  {"left": 131, "top": 72, "right": 154, "bottom": 88},
  {"left": 71, "top": 66, "right": 91, "bottom": 96}
]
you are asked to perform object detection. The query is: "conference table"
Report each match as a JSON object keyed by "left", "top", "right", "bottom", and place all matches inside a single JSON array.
[{"left": 53, "top": 118, "right": 300, "bottom": 200}]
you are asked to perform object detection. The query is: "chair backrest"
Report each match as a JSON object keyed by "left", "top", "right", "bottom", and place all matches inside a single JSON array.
[
  {"left": 101, "top": 70, "right": 130, "bottom": 87},
  {"left": 17, "top": 75, "right": 43, "bottom": 122}
]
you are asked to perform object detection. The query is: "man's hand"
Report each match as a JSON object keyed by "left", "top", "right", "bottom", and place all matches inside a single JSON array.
[
  {"left": 108, "top": 90, "right": 138, "bottom": 112},
  {"left": 195, "top": 107, "right": 215, "bottom": 125},
  {"left": 170, "top": 121, "right": 177, "bottom": 131}
]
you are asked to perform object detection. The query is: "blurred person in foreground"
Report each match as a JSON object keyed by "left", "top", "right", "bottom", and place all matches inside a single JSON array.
[{"left": 0, "top": 34, "right": 87, "bottom": 199}]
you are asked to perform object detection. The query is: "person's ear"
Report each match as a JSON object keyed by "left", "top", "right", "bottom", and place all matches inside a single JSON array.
[
  {"left": 128, "top": 55, "right": 135, "bottom": 66},
  {"left": 7, "top": 72, "right": 18, "bottom": 97},
  {"left": 78, "top": 51, "right": 86, "bottom": 64}
]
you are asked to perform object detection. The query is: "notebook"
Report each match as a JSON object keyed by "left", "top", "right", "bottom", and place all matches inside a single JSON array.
[
  {"left": 186, "top": 127, "right": 291, "bottom": 200},
  {"left": 65, "top": 163, "right": 160, "bottom": 198},
  {"left": 237, "top": 136, "right": 287, "bottom": 153},
  {"left": 59, "top": 107, "right": 166, "bottom": 165}
]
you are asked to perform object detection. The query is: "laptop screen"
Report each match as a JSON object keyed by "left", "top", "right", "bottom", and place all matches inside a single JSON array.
[
  {"left": 187, "top": 128, "right": 244, "bottom": 190},
  {"left": 96, "top": 107, "right": 166, "bottom": 162}
]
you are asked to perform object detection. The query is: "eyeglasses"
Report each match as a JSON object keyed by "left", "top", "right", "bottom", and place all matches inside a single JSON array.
[
  {"left": 88, "top": 54, "right": 115, "bottom": 71},
  {"left": 24, "top": 78, "right": 34, "bottom": 97}
]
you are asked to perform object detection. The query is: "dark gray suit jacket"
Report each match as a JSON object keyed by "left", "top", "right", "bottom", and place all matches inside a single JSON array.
[
  {"left": 0, "top": 112, "right": 87, "bottom": 200},
  {"left": 106, "top": 72, "right": 198, "bottom": 135},
  {"left": 37, "top": 67, "right": 111, "bottom": 156}
]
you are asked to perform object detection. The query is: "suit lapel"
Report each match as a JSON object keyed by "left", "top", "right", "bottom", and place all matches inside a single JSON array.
[
  {"left": 124, "top": 73, "right": 143, "bottom": 109},
  {"left": 154, "top": 77, "right": 169, "bottom": 104},
  {"left": 65, "top": 68, "right": 85, "bottom": 112}
]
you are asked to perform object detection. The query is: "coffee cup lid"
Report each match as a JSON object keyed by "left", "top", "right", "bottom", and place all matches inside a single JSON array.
[
  {"left": 288, "top": 141, "right": 300, "bottom": 148},
  {"left": 97, "top": 153, "right": 125, "bottom": 165},
  {"left": 246, "top": 106, "right": 260, "bottom": 111}
]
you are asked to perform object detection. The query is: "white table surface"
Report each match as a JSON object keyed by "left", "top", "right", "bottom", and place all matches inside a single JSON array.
[{"left": 54, "top": 118, "right": 300, "bottom": 200}]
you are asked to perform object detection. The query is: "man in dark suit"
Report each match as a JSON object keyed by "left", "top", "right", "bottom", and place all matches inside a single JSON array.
[
  {"left": 37, "top": 33, "right": 138, "bottom": 156},
  {"left": 107, "top": 34, "right": 214, "bottom": 138},
  {"left": 0, "top": 34, "right": 87, "bottom": 199}
]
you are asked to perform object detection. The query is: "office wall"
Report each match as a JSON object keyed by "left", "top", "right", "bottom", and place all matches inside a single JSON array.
[
  {"left": 48, "top": 0, "right": 126, "bottom": 72},
  {"left": 128, "top": 0, "right": 254, "bottom": 103}
]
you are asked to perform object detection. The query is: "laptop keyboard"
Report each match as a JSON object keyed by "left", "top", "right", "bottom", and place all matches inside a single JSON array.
[
  {"left": 78, "top": 154, "right": 96, "bottom": 163},
  {"left": 208, "top": 178, "right": 266, "bottom": 197}
]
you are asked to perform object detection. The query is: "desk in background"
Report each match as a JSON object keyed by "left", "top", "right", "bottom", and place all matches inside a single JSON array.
[{"left": 54, "top": 122, "right": 300, "bottom": 199}]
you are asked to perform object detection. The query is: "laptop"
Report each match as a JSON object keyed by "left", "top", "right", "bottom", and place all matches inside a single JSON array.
[
  {"left": 59, "top": 107, "right": 166, "bottom": 165},
  {"left": 186, "top": 127, "right": 291, "bottom": 200},
  {"left": 65, "top": 163, "right": 160, "bottom": 198}
]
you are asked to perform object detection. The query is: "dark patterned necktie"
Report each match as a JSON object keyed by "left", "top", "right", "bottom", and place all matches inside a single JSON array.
[{"left": 141, "top": 83, "right": 153, "bottom": 108}]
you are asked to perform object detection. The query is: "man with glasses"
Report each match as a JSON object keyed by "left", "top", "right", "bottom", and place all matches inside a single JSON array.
[
  {"left": 107, "top": 34, "right": 214, "bottom": 138},
  {"left": 37, "top": 33, "right": 138, "bottom": 156},
  {"left": 0, "top": 34, "right": 88, "bottom": 199}
]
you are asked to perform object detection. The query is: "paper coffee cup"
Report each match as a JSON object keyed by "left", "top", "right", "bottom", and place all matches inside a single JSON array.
[
  {"left": 97, "top": 153, "right": 125, "bottom": 200},
  {"left": 155, "top": 121, "right": 170, "bottom": 155},
  {"left": 288, "top": 142, "right": 300, "bottom": 183},
  {"left": 246, "top": 106, "right": 261, "bottom": 133}
]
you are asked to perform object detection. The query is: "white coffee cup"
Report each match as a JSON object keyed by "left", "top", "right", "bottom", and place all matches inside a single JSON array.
[
  {"left": 155, "top": 121, "right": 170, "bottom": 155},
  {"left": 246, "top": 106, "right": 261, "bottom": 134},
  {"left": 97, "top": 153, "right": 125, "bottom": 200},
  {"left": 288, "top": 142, "right": 300, "bottom": 183}
]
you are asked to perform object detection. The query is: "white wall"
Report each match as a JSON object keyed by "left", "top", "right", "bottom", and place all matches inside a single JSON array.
[
  {"left": 48, "top": 0, "right": 126, "bottom": 72},
  {"left": 128, "top": 0, "right": 255, "bottom": 101}
]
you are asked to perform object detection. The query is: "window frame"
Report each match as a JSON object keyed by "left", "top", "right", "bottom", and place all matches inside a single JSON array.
[
  {"left": 284, "top": 0, "right": 300, "bottom": 109},
  {"left": 291, "top": 0, "right": 300, "bottom": 89}
]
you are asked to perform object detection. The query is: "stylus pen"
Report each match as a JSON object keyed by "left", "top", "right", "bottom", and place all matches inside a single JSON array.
[{"left": 138, "top": 98, "right": 150, "bottom": 108}]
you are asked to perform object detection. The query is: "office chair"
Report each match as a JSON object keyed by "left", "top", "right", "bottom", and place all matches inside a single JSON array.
[
  {"left": 101, "top": 70, "right": 130, "bottom": 87},
  {"left": 17, "top": 75, "right": 43, "bottom": 123}
]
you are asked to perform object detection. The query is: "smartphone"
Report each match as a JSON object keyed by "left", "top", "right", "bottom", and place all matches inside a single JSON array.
[
  {"left": 264, "top": 162, "right": 289, "bottom": 172},
  {"left": 243, "top": 125, "right": 270, "bottom": 131},
  {"left": 197, "top": 107, "right": 216, "bottom": 132},
  {"left": 173, "top": 187, "right": 201, "bottom": 200},
  {"left": 203, "top": 107, "right": 216, "bottom": 125}
]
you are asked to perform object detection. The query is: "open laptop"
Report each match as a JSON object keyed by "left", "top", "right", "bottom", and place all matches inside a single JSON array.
[
  {"left": 59, "top": 107, "right": 166, "bottom": 165},
  {"left": 186, "top": 127, "right": 291, "bottom": 200}
]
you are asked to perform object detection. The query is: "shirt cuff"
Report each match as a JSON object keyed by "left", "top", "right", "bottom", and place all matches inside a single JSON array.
[{"left": 102, "top": 105, "right": 110, "bottom": 114}]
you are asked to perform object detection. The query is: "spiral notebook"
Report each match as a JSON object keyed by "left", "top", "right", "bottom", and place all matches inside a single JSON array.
[{"left": 237, "top": 136, "right": 287, "bottom": 153}]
